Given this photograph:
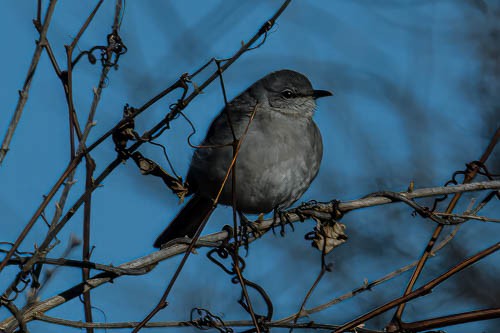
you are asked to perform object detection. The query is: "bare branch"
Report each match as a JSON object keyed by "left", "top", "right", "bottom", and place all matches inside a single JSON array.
[
  {"left": 392, "top": 127, "right": 499, "bottom": 323},
  {"left": 276, "top": 227, "right": 461, "bottom": 323},
  {"left": 0, "top": 0, "right": 58, "bottom": 164},
  {"left": 401, "top": 307, "right": 500, "bottom": 332},
  {"left": 32, "top": 314, "right": 383, "bottom": 332},
  {"left": 433, "top": 212, "right": 500, "bottom": 223},
  {"left": 336, "top": 242, "right": 500, "bottom": 333},
  {"left": 0, "top": 180, "right": 497, "bottom": 331}
]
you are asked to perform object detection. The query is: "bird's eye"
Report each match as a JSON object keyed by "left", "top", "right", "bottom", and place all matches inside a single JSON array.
[{"left": 281, "top": 89, "right": 294, "bottom": 99}]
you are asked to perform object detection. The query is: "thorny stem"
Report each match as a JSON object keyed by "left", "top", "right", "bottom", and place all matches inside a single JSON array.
[{"left": 63, "top": 3, "right": 110, "bottom": 330}]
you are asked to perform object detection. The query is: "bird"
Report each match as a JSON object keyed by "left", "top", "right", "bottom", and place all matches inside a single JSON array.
[{"left": 154, "top": 69, "right": 332, "bottom": 248}]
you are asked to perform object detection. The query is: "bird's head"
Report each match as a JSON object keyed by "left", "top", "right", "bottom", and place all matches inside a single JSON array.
[{"left": 257, "top": 69, "right": 332, "bottom": 118}]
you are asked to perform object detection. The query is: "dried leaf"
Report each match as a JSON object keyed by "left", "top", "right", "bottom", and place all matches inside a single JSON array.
[{"left": 311, "top": 220, "right": 348, "bottom": 254}]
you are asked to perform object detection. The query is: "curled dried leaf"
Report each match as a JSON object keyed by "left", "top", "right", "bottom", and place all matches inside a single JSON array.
[{"left": 311, "top": 219, "right": 348, "bottom": 254}]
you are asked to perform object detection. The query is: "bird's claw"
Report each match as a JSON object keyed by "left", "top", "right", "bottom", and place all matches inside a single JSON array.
[
  {"left": 272, "top": 208, "right": 294, "bottom": 237},
  {"left": 237, "top": 212, "right": 263, "bottom": 252}
]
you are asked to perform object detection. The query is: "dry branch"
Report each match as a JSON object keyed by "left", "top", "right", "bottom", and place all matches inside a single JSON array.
[
  {"left": 400, "top": 307, "right": 500, "bottom": 332},
  {"left": 0, "top": 180, "right": 497, "bottom": 332},
  {"left": 275, "top": 226, "right": 462, "bottom": 324},
  {"left": 1, "top": 2, "right": 498, "bottom": 332},
  {"left": 392, "top": 127, "right": 499, "bottom": 324},
  {"left": 0, "top": 0, "right": 58, "bottom": 164},
  {"left": 32, "top": 314, "right": 382, "bottom": 332},
  {"left": 336, "top": 242, "right": 500, "bottom": 333}
]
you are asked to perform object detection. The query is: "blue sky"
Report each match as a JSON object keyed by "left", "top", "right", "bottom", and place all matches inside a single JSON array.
[{"left": 1, "top": 1, "right": 499, "bottom": 332}]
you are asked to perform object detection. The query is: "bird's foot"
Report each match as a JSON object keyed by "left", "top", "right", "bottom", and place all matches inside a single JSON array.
[
  {"left": 237, "top": 212, "right": 263, "bottom": 251},
  {"left": 238, "top": 212, "right": 264, "bottom": 238},
  {"left": 272, "top": 208, "right": 294, "bottom": 237}
]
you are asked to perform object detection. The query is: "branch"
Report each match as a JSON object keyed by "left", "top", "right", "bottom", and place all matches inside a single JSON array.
[
  {"left": 0, "top": 0, "right": 124, "bottom": 277},
  {"left": 275, "top": 225, "right": 461, "bottom": 324},
  {"left": 392, "top": 126, "right": 499, "bottom": 322},
  {"left": 0, "top": 0, "right": 58, "bottom": 164},
  {"left": 335, "top": 242, "right": 500, "bottom": 333},
  {"left": 433, "top": 212, "right": 500, "bottom": 223},
  {"left": 33, "top": 314, "right": 382, "bottom": 332},
  {"left": 401, "top": 307, "right": 500, "bottom": 332},
  {"left": 6, "top": 256, "right": 152, "bottom": 276},
  {"left": 1, "top": 180, "right": 497, "bottom": 331},
  {"left": 338, "top": 180, "right": 499, "bottom": 212},
  {"left": 0, "top": 0, "right": 289, "bottom": 277},
  {"left": 2, "top": 302, "right": 27, "bottom": 333}
]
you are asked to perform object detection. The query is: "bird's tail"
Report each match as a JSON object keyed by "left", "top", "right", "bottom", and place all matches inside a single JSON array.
[{"left": 153, "top": 195, "right": 213, "bottom": 248}]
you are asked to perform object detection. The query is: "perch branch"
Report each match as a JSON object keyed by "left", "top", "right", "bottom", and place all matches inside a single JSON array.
[{"left": 0, "top": 180, "right": 497, "bottom": 331}]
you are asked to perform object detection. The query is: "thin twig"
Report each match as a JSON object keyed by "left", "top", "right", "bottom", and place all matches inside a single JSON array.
[
  {"left": 0, "top": 0, "right": 58, "bottom": 164},
  {"left": 82, "top": 156, "right": 96, "bottom": 333},
  {"left": 1, "top": 181, "right": 496, "bottom": 331},
  {"left": 0, "top": 0, "right": 290, "bottom": 278},
  {"left": 2, "top": 170, "right": 77, "bottom": 302},
  {"left": 290, "top": 265, "right": 328, "bottom": 332},
  {"left": 400, "top": 307, "right": 500, "bottom": 332},
  {"left": 7, "top": 256, "right": 152, "bottom": 276},
  {"left": 231, "top": 251, "right": 262, "bottom": 333},
  {"left": 64, "top": 0, "right": 104, "bottom": 158},
  {"left": 79, "top": 30, "right": 117, "bottom": 331},
  {"left": 336, "top": 242, "right": 500, "bottom": 333},
  {"left": 0, "top": 1, "right": 123, "bottom": 310},
  {"left": 132, "top": 103, "right": 261, "bottom": 333},
  {"left": 433, "top": 212, "right": 499, "bottom": 223},
  {"left": 391, "top": 127, "right": 499, "bottom": 324},
  {"left": 277, "top": 226, "right": 461, "bottom": 323},
  {"left": 32, "top": 314, "right": 383, "bottom": 332},
  {"left": 86, "top": 0, "right": 291, "bottom": 154}
]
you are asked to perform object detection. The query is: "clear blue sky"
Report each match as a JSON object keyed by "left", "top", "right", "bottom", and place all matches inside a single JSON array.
[{"left": 1, "top": 1, "right": 498, "bottom": 332}]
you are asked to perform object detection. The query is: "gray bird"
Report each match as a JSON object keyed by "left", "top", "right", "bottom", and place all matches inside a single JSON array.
[{"left": 154, "top": 69, "right": 331, "bottom": 248}]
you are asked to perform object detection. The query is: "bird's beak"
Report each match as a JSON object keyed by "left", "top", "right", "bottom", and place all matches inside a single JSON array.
[{"left": 312, "top": 90, "right": 333, "bottom": 99}]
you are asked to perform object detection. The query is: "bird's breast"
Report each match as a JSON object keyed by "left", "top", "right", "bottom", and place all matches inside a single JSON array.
[{"left": 189, "top": 114, "right": 323, "bottom": 214}]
